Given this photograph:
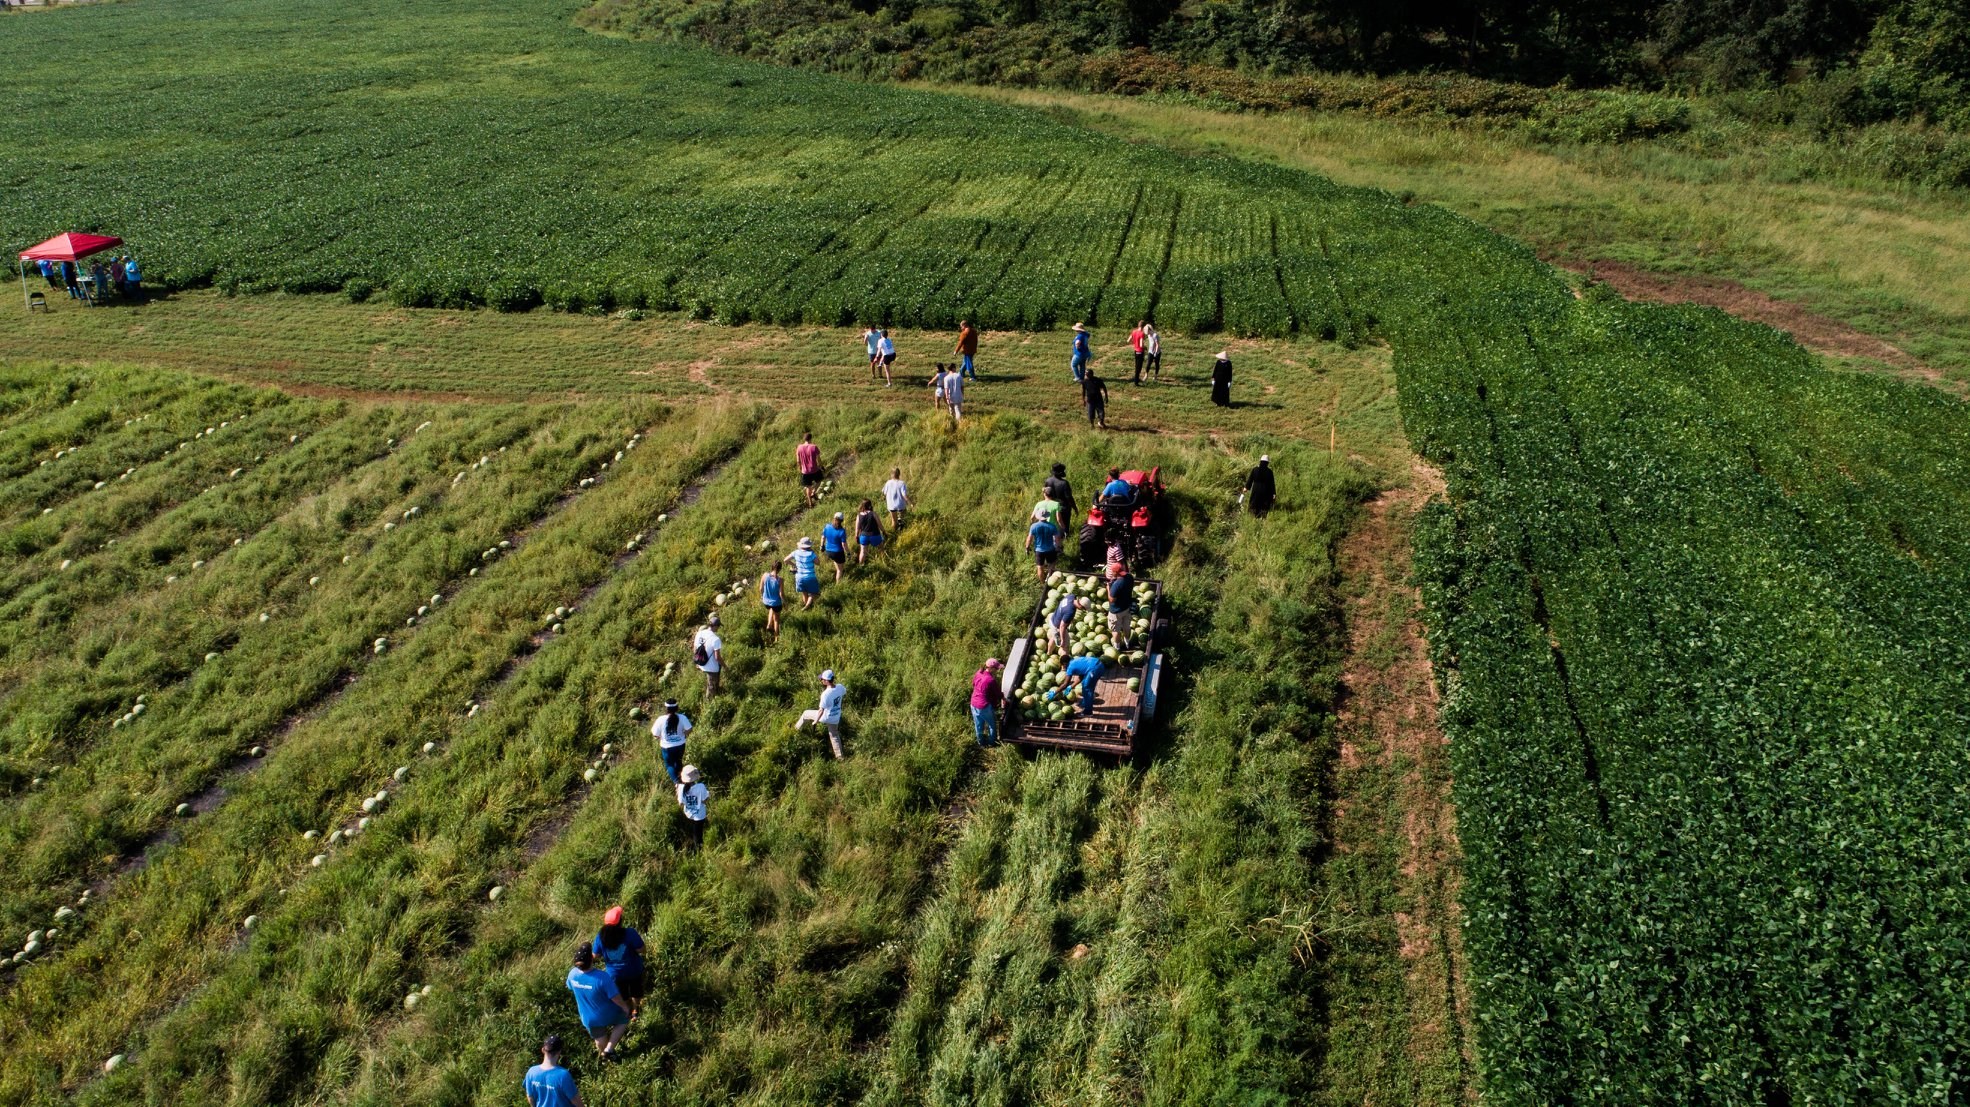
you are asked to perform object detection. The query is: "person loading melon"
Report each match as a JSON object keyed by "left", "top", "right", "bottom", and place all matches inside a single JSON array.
[{"left": 1064, "top": 652, "right": 1105, "bottom": 715}]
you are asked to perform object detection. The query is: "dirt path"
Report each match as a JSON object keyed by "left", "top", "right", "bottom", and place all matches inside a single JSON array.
[
  {"left": 1563, "top": 258, "right": 1966, "bottom": 397},
  {"left": 1320, "top": 458, "right": 1476, "bottom": 1105}
]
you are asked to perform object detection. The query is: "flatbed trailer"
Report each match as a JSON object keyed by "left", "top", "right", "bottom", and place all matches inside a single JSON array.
[{"left": 1001, "top": 571, "right": 1167, "bottom": 760}]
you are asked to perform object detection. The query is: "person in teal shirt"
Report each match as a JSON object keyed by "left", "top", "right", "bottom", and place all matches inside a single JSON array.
[
  {"left": 785, "top": 537, "right": 822, "bottom": 609},
  {"left": 524, "top": 1036, "right": 583, "bottom": 1107},
  {"left": 1065, "top": 653, "right": 1105, "bottom": 714},
  {"left": 566, "top": 945, "right": 631, "bottom": 1060}
]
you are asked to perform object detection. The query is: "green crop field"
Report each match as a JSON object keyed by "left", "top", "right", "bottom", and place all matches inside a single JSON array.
[{"left": 3, "top": 0, "right": 1970, "bottom": 1102}]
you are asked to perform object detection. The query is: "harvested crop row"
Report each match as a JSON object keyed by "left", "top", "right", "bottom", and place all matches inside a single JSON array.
[{"left": 0, "top": 403, "right": 757, "bottom": 1104}]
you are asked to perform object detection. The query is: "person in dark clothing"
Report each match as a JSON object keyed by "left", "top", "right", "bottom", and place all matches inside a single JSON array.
[
  {"left": 1210, "top": 351, "right": 1233, "bottom": 407},
  {"left": 1081, "top": 370, "right": 1108, "bottom": 428},
  {"left": 1044, "top": 464, "right": 1076, "bottom": 530},
  {"left": 1245, "top": 455, "right": 1276, "bottom": 517}
]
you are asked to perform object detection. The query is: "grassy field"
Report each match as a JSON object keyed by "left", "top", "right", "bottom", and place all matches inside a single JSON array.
[{"left": 954, "top": 85, "right": 1970, "bottom": 378}]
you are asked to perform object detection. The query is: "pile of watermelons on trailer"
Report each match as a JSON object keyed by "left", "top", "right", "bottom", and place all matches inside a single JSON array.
[{"left": 1002, "top": 570, "right": 1166, "bottom": 760}]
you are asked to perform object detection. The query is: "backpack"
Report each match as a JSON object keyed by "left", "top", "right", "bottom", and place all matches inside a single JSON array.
[{"left": 692, "top": 635, "right": 709, "bottom": 666}]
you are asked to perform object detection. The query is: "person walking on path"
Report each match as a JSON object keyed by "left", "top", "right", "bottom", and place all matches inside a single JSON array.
[
  {"left": 882, "top": 468, "right": 910, "bottom": 530},
  {"left": 676, "top": 765, "right": 708, "bottom": 850},
  {"left": 820, "top": 514, "right": 848, "bottom": 583},
  {"left": 785, "top": 537, "right": 823, "bottom": 608},
  {"left": 1070, "top": 323, "right": 1091, "bottom": 382},
  {"left": 1065, "top": 652, "right": 1105, "bottom": 715},
  {"left": 1244, "top": 454, "right": 1276, "bottom": 518},
  {"left": 592, "top": 906, "right": 648, "bottom": 1021},
  {"left": 1026, "top": 511, "right": 1063, "bottom": 582},
  {"left": 1081, "top": 368, "right": 1109, "bottom": 429},
  {"left": 759, "top": 562, "right": 785, "bottom": 641},
  {"left": 955, "top": 320, "right": 979, "bottom": 380},
  {"left": 1210, "top": 350, "right": 1233, "bottom": 408},
  {"left": 693, "top": 615, "right": 724, "bottom": 698},
  {"left": 652, "top": 698, "right": 693, "bottom": 782},
  {"left": 877, "top": 329, "right": 896, "bottom": 386},
  {"left": 942, "top": 366, "right": 965, "bottom": 424},
  {"left": 855, "top": 499, "right": 884, "bottom": 565},
  {"left": 864, "top": 326, "right": 883, "bottom": 380},
  {"left": 1129, "top": 322, "right": 1147, "bottom": 383},
  {"left": 566, "top": 946, "right": 632, "bottom": 1061},
  {"left": 796, "top": 669, "right": 847, "bottom": 759},
  {"left": 796, "top": 433, "right": 822, "bottom": 508},
  {"left": 1048, "top": 595, "right": 1088, "bottom": 656},
  {"left": 525, "top": 1036, "right": 583, "bottom": 1107},
  {"left": 1106, "top": 561, "right": 1136, "bottom": 650},
  {"left": 971, "top": 658, "right": 1004, "bottom": 747},
  {"left": 1144, "top": 323, "right": 1162, "bottom": 379}
]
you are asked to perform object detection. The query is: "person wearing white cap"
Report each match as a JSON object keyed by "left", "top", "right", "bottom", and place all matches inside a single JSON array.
[
  {"left": 1244, "top": 454, "right": 1276, "bottom": 517},
  {"left": 692, "top": 615, "right": 724, "bottom": 697},
  {"left": 784, "top": 537, "right": 822, "bottom": 608},
  {"left": 1210, "top": 350, "right": 1233, "bottom": 407},
  {"left": 795, "top": 669, "right": 847, "bottom": 759},
  {"left": 676, "top": 765, "right": 708, "bottom": 850},
  {"left": 651, "top": 698, "right": 692, "bottom": 783}
]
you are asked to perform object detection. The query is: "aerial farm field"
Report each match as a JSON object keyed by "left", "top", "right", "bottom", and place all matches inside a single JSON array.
[{"left": 2, "top": 0, "right": 1968, "bottom": 1103}]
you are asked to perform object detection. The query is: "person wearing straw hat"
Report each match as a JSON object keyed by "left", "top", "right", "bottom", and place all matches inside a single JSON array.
[
  {"left": 524, "top": 1035, "right": 583, "bottom": 1107},
  {"left": 1070, "top": 322, "right": 1092, "bottom": 382},
  {"left": 566, "top": 945, "right": 631, "bottom": 1061},
  {"left": 676, "top": 765, "right": 708, "bottom": 850},
  {"left": 651, "top": 698, "right": 693, "bottom": 782},
  {"left": 1244, "top": 454, "right": 1276, "bottom": 518},
  {"left": 1210, "top": 350, "right": 1233, "bottom": 407},
  {"left": 785, "top": 537, "right": 823, "bottom": 608},
  {"left": 591, "top": 906, "right": 648, "bottom": 1020},
  {"left": 970, "top": 658, "right": 1005, "bottom": 747},
  {"left": 692, "top": 615, "right": 724, "bottom": 697},
  {"left": 795, "top": 669, "right": 847, "bottom": 759}
]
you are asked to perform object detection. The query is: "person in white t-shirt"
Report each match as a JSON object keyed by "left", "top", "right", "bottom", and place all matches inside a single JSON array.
[
  {"left": 1143, "top": 323, "right": 1162, "bottom": 380},
  {"left": 676, "top": 765, "right": 708, "bottom": 850},
  {"left": 795, "top": 668, "right": 847, "bottom": 759},
  {"left": 882, "top": 468, "right": 910, "bottom": 530},
  {"left": 693, "top": 615, "right": 724, "bottom": 698},
  {"left": 651, "top": 698, "right": 693, "bottom": 782},
  {"left": 941, "top": 369, "right": 964, "bottom": 424}
]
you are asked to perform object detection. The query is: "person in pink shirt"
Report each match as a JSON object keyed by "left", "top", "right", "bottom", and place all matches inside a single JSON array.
[
  {"left": 1129, "top": 322, "right": 1148, "bottom": 384},
  {"left": 970, "top": 658, "right": 1004, "bottom": 747},
  {"left": 796, "top": 433, "right": 822, "bottom": 507}
]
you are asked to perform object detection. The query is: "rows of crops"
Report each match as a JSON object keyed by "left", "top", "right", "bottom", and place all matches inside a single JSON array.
[{"left": 1399, "top": 291, "right": 1970, "bottom": 1103}]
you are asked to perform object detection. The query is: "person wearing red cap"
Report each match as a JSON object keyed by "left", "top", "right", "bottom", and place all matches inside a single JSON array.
[
  {"left": 591, "top": 906, "right": 648, "bottom": 1020},
  {"left": 970, "top": 658, "right": 1004, "bottom": 747}
]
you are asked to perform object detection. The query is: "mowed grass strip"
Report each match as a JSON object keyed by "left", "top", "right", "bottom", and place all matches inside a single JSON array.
[
  {"left": 0, "top": 402, "right": 756, "bottom": 1104},
  {"left": 0, "top": 390, "right": 656, "bottom": 936}
]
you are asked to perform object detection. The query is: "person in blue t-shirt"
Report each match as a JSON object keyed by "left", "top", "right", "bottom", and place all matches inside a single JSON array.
[
  {"left": 525, "top": 1035, "right": 584, "bottom": 1107},
  {"left": 1024, "top": 517, "right": 1061, "bottom": 582},
  {"left": 592, "top": 905, "right": 648, "bottom": 1020},
  {"left": 786, "top": 537, "right": 823, "bottom": 610},
  {"left": 1070, "top": 323, "right": 1091, "bottom": 381},
  {"left": 1100, "top": 468, "right": 1134, "bottom": 502},
  {"left": 821, "top": 512, "right": 849, "bottom": 583},
  {"left": 1065, "top": 653, "right": 1105, "bottom": 714},
  {"left": 566, "top": 945, "right": 631, "bottom": 1060},
  {"left": 759, "top": 562, "right": 785, "bottom": 642}
]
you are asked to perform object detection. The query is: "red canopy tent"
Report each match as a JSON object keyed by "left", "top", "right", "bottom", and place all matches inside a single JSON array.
[{"left": 18, "top": 232, "right": 124, "bottom": 309}]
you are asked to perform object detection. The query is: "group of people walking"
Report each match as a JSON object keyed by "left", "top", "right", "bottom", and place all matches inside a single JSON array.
[{"left": 33, "top": 254, "right": 141, "bottom": 306}]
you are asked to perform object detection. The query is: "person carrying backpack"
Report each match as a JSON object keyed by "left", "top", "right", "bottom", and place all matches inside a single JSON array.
[
  {"left": 591, "top": 906, "right": 648, "bottom": 1020},
  {"left": 651, "top": 698, "right": 692, "bottom": 782},
  {"left": 692, "top": 615, "right": 724, "bottom": 697}
]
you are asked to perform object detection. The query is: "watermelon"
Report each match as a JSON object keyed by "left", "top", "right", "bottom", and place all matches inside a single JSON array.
[{"left": 1127, "top": 677, "right": 1141, "bottom": 692}]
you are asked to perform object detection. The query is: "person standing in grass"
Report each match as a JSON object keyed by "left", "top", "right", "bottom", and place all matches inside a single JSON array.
[
  {"left": 942, "top": 365, "right": 965, "bottom": 424},
  {"left": 1144, "top": 322, "right": 1161, "bottom": 380},
  {"left": 676, "top": 765, "right": 708, "bottom": 850},
  {"left": 1044, "top": 461, "right": 1076, "bottom": 533},
  {"left": 855, "top": 499, "right": 884, "bottom": 565},
  {"left": 1129, "top": 321, "right": 1147, "bottom": 383},
  {"left": 971, "top": 658, "right": 1004, "bottom": 747},
  {"left": 652, "top": 698, "right": 692, "bottom": 782},
  {"left": 1070, "top": 323, "right": 1091, "bottom": 382},
  {"left": 1081, "top": 367, "right": 1109, "bottom": 429},
  {"left": 820, "top": 514, "right": 848, "bottom": 583},
  {"left": 525, "top": 1036, "right": 583, "bottom": 1107},
  {"left": 796, "top": 668, "right": 848, "bottom": 759},
  {"left": 1025, "top": 511, "right": 1062, "bottom": 582},
  {"left": 877, "top": 329, "right": 896, "bottom": 386},
  {"left": 1210, "top": 350, "right": 1233, "bottom": 408},
  {"left": 1244, "top": 454, "right": 1276, "bottom": 518},
  {"left": 1032, "top": 484, "right": 1063, "bottom": 529},
  {"left": 785, "top": 537, "right": 823, "bottom": 608},
  {"left": 955, "top": 319, "right": 979, "bottom": 380},
  {"left": 566, "top": 946, "right": 631, "bottom": 1062},
  {"left": 882, "top": 468, "right": 910, "bottom": 530},
  {"left": 863, "top": 326, "right": 883, "bottom": 380},
  {"left": 592, "top": 906, "right": 647, "bottom": 1021},
  {"left": 796, "top": 432, "right": 822, "bottom": 508},
  {"left": 759, "top": 562, "right": 785, "bottom": 641},
  {"left": 1065, "top": 652, "right": 1105, "bottom": 714},
  {"left": 928, "top": 363, "right": 948, "bottom": 409},
  {"left": 122, "top": 256, "right": 141, "bottom": 300},
  {"left": 693, "top": 615, "right": 724, "bottom": 697}
]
